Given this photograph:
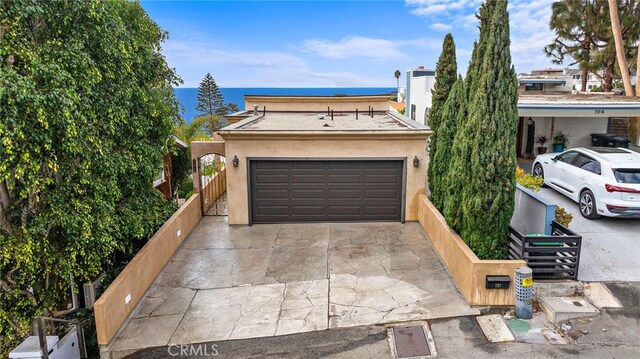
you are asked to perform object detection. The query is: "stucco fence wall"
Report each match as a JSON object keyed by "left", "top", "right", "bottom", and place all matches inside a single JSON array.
[
  {"left": 94, "top": 194, "right": 202, "bottom": 346},
  {"left": 417, "top": 195, "right": 526, "bottom": 306}
]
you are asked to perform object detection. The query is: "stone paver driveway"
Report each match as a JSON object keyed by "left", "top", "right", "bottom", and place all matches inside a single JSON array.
[{"left": 110, "top": 218, "right": 477, "bottom": 355}]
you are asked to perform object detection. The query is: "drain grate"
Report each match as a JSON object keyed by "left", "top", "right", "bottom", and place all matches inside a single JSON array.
[{"left": 390, "top": 324, "right": 435, "bottom": 358}]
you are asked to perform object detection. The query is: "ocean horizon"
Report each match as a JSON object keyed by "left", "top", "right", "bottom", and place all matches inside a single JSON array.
[{"left": 174, "top": 87, "right": 396, "bottom": 123}]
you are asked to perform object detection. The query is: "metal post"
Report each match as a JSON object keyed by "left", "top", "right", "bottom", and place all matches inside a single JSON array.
[
  {"left": 37, "top": 317, "right": 49, "bottom": 359},
  {"left": 76, "top": 323, "right": 87, "bottom": 358},
  {"left": 515, "top": 267, "right": 533, "bottom": 319},
  {"left": 331, "top": 110, "right": 334, "bottom": 121},
  {"left": 356, "top": 109, "right": 358, "bottom": 119}
]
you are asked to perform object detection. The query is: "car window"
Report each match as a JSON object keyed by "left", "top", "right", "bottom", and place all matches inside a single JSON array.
[
  {"left": 557, "top": 151, "right": 579, "bottom": 164},
  {"left": 573, "top": 154, "right": 601, "bottom": 175},
  {"left": 613, "top": 169, "right": 640, "bottom": 184}
]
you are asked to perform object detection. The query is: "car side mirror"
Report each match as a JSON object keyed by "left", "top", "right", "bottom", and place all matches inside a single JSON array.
[{"left": 551, "top": 156, "right": 558, "bottom": 161}]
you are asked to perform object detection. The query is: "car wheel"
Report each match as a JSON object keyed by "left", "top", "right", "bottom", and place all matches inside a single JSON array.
[
  {"left": 532, "top": 163, "right": 547, "bottom": 187},
  {"left": 579, "top": 189, "right": 600, "bottom": 219}
]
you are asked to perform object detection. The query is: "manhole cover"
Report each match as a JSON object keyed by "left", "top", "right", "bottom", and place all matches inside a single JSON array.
[{"left": 389, "top": 324, "right": 436, "bottom": 358}]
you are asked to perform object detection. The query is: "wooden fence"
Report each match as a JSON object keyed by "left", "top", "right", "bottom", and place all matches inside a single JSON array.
[
  {"left": 201, "top": 168, "right": 226, "bottom": 214},
  {"left": 508, "top": 221, "right": 582, "bottom": 280}
]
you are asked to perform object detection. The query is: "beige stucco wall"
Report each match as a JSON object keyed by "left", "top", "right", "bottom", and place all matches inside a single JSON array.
[
  {"left": 222, "top": 136, "right": 428, "bottom": 224},
  {"left": 94, "top": 194, "right": 202, "bottom": 346},
  {"left": 418, "top": 195, "right": 526, "bottom": 306},
  {"left": 244, "top": 95, "right": 390, "bottom": 112}
]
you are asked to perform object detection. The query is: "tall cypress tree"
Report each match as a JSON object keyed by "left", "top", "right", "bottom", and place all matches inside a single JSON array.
[
  {"left": 196, "top": 73, "right": 224, "bottom": 134},
  {"left": 428, "top": 34, "right": 457, "bottom": 212},
  {"left": 465, "top": 0, "right": 496, "bottom": 100},
  {"left": 435, "top": 76, "right": 464, "bottom": 219},
  {"left": 443, "top": 0, "right": 495, "bottom": 233},
  {"left": 460, "top": 0, "right": 519, "bottom": 259}
]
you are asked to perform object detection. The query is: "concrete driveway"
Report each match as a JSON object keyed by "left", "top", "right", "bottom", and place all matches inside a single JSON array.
[
  {"left": 537, "top": 187, "right": 640, "bottom": 282},
  {"left": 107, "top": 218, "right": 477, "bottom": 358}
]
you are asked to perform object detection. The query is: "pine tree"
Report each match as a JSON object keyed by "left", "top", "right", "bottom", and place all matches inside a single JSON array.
[
  {"left": 460, "top": 0, "right": 519, "bottom": 259},
  {"left": 433, "top": 76, "right": 464, "bottom": 214},
  {"left": 428, "top": 34, "right": 457, "bottom": 212},
  {"left": 196, "top": 73, "right": 224, "bottom": 134},
  {"left": 443, "top": 0, "right": 495, "bottom": 233}
]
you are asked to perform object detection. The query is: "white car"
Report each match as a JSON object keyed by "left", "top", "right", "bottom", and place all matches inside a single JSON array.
[{"left": 533, "top": 147, "right": 640, "bottom": 219}]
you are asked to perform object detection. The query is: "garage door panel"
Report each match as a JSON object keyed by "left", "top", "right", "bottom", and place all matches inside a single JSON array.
[
  {"left": 327, "top": 189, "right": 362, "bottom": 198},
  {"left": 255, "top": 174, "right": 289, "bottom": 183},
  {"left": 363, "top": 161, "right": 402, "bottom": 170},
  {"left": 256, "top": 206, "right": 290, "bottom": 215},
  {"left": 327, "top": 162, "right": 363, "bottom": 170},
  {"left": 255, "top": 161, "right": 289, "bottom": 169},
  {"left": 327, "top": 174, "right": 362, "bottom": 184},
  {"left": 364, "top": 206, "right": 399, "bottom": 215},
  {"left": 365, "top": 174, "right": 401, "bottom": 183},
  {"left": 291, "top": 189, "right": 325, "bottom": 198},
  {"left": 290, "top": 161, "right": 326, "bottom": 170},
  {"left": 292, "top": 174, "right": 325, "bottom": 183},
  {"left": 327, "top": 206, "right": 362, "bottom": 215},
  {"left": 255, "top": 189, "right": 289, "bottom": 199},
  {"left": 292, "top": 206, "right": 325, "bottom": 215},
  {"left": 364, "top": 189, "right": 400, "bottom": 198},
  {"left": 251, "top": 160, "right": 402, "bottom": 223}
]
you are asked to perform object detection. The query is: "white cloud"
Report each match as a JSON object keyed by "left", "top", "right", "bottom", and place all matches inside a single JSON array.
[
  {"left": 411, "top": 4, "right": 448, "bottom": 15},
  {"left": 431, "top": 23, "right": 452, "bottom": 31},
  {"left": 508, "top": 0, "right": 556, "bottom": 71},
  {"left": 163, "top": 42, "right": 307, "bottom": 69},
  {"left": 406, "top": 0, "right": 558, "bottom": 73},
  {"left": 302, "top": 36, "right": 406, "bottom": 60},
  {"left": 301, "top": 36, "right": 443, "bottom": 60},
  {"left": 406, "top": 0, "right": 482, "bottom": 17}
]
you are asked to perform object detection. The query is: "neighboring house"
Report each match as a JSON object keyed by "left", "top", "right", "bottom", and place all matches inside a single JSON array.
[
  {"left": 518, "top": 68, "right": 603, "bottom": 93},
  {"left": 405, "top": 66, "right": 436, "bottom": 125},
  {"left": 191, "top": 95, "right": 432, "bottom": 224},
  {"left": 405, "top": 65, "right": 640, "bottom": 152},
  {"left": 154, "top": 136, "right": 187, "bottom": 199},
  {"left": 516, "top": 93, "right": 640, "bottom": 154}
]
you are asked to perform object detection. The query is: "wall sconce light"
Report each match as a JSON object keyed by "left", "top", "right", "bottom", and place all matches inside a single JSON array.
[
  {"left": 527, "top": 117, "right": 533, "bottom": 125},
  {"left": 232, "top": 155, "right": 239, "bottom": 168},
  {"left": 413, "top": 155, "right": 420, "bottom": 168}
]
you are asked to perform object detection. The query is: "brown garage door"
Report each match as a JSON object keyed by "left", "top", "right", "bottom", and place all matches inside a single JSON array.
[{"left": 250, "top": 160, "right": 403, "bottom": 223}]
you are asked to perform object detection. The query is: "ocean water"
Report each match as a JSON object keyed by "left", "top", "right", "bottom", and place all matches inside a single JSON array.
[{"left": 174, "top": 87, "right": 396, "bottom": 122}]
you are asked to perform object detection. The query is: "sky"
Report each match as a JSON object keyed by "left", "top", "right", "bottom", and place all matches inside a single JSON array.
[{"left": 140, "top": 0, "right": 559, "bottom": 88}]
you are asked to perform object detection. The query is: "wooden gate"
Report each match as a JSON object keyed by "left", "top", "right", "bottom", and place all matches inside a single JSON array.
[{"left": 201, "top": 168, "right": 227, "bottom": 215}]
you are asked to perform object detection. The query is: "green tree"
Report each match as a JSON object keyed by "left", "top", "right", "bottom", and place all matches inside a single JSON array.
[
  {"left": 428, "top": 34, "right": 457, "bottom": 211},
  {"left": 433, "top": 76, "right": 464, "bottom": 214},
  {"left": 394, "top": 69, "right": 401, "bottom": 89},
  {"left": 0, "top": 0, "right": 180, "bottom": 353},
  {"left": 443, "top": 0, "right": 494, "bottom": 232},
  {"left": 545, "top": 0, "right": 640, "bottom": 92},
  {"left": 544, "top": 1, "right": 599, "bottom": 92},
  {"left": 460, "top": 0, "right": 519, "bottom": 259},
  {"left": 196, "top": 73, "right": 224, "bottom": 134}
]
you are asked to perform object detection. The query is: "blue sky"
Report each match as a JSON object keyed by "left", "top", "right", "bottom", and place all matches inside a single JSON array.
[{"left": 141, "top": 0, "right": 558, "bottom": 88}]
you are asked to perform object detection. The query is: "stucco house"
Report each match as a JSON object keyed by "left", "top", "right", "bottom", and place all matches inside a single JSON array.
[
  {"left": 405, "top": 65, "right": 640, "bottom": 151},
  {"left": 192, "top": 95, "right": 432, "bottom": 224}
]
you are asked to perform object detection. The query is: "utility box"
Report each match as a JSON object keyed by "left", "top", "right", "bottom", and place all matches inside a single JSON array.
[
  {"left": 9, "top": 327, "right": 81, "bottom": 359},
  {"left": 9, "top": 336, "right": 58, "bottom": 359}
]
